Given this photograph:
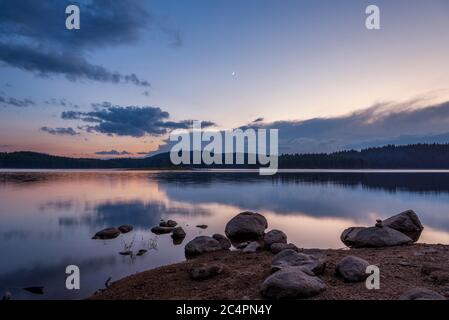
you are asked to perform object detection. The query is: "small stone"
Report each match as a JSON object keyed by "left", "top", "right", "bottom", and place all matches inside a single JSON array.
[
  {"left": 264, "top": 230, "right": 287, "bottom": 249},
  {"left": 236, "top": 241, "right": 250, "bottom": 249},
  {"left": 399, "top": 288, "right": 445, "bottom": 300},
  {"left": 151, "top": 226, "right": 175, "bottom": 234},
  {"left": 196, "top": 224, "right": 208, "bottom": 229},
  {"left": 185, "top": 236, "right": 225, "bottom": 257},
  {"left": 225, "top": 211, "right": 268, "bottom": 240},
  {"left": 136, "top": 249, "right": 147, "bottom": 256},
  {"left": 335, "top": 256, "right": 370, "bottom": 283},
  {"left": 119, "top": 250, "right": 133, "bottom": 256},
  {"left": 271, "top": 249, "right": 326, "bottom": 275},
  {"left": 92, "top": 227, "right": 121, "bottom": 240},
  {"left": 270, "top": 243, "right": 299, "bottom": 254},
  {"left": 190, "top": 265, "right": 223, "bottom": 281},
  {"left": 171, "top": 227, "right": 187, "bottom": 239},
  {"left": 160, "top": 220, "right": 178, "bottom": 227},
  {"left": 118, "top": 224, "right": 133, "bottom": 233},
  {"left": 243, "top": 241, "right": 262, "bottom": 253}
]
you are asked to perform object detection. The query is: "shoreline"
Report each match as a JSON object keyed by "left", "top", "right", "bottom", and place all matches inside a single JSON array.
[{"left": 90, "top": 243, "right": 449, "bottom": 300}]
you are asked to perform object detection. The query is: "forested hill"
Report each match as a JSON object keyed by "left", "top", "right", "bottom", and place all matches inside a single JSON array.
[{"left": 3, "top": 144, "right": 449, "bottom": 169}]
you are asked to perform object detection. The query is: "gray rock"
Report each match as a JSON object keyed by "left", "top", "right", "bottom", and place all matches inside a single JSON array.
[
  {"left": 261, "top": 267, "right": 326, "bottom": 299},
  {"left": 225, "top": 211, "right": 268, "bottom": 240},
  {"left": 190, "top": 265, "right": 223, "bottom": 281},
  {"left": 383, "top": 210, "right": 424, "bottom": 242},
  {"left": 160, "top": 220, "right": 178, "bottom": 227},
  {"left": 185, "top": 236, "right": 225, "bottom": 257},
  {"left": 335, "top": 256, "right": 370, "bottom": 282},
  {"left": 264, "top": 230, "right": 287, "bottom": 249},
  {"left": 271, "top": 249, "right": 326, "bottom": 275},
  {"left": 399, "top": 288, "right": 446, "bottom": 300},
  {"left": 151, "top": 226, "right": 175, "bottom": 234},
  {"left": 341, "top": 226, "right": 413, "bottom": 248},
  {"left": 171, "top": 227, "right": 186, "bottom": 239},
  {"left": 212, "top": 234, "right": 232, "bottom": 250},
  {"left": 118, "top": 224, "right": 133, "bottom": 234},
  {"left": 270, "top": 243, "right": 299, "bottom": 254},
  {"left": 243, "top": 241, "right": 262, "bottom": 253},
  {"left": 92, "top": 227, "right": 121, "bottom": 240}
]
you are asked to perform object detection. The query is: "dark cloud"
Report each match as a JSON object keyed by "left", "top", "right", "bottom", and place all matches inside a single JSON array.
[
  {"left": 242, "top": 100, "right": 449, "bottom": 153},
  {"left": 0, "top": 93, "right": 35, "bottom": 107},
  {"left": 44, "top": 98, "right": 79, "bottom": 109},
  {"left": 253, "top": 117, "right": 264, "bottom": 123},
  {"left": 95, "top": 150, "right": 131, "bottom": 156},
  {"left": 61, "top": 102, "right": 216, "bottom": 137},
  {"left": 0, "top": 0, "right": 180, "bottom": 86},
  {"left": 40, "top": 126, "right": 79, "bottom": 136}
]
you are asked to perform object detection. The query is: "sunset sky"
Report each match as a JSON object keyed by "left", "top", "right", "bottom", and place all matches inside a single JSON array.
[{"left": 2, "top": 0, "right": 449, "bottom": 157}]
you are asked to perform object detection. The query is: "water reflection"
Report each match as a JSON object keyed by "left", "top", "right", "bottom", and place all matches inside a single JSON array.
[{"left": 1, "top": 170, "right": 449, "bottom": 299}]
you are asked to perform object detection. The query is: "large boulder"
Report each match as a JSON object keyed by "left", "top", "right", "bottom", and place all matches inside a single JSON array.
[
  {"left": 399, "top": 288, "right": 445, "bottom": 300},
  {"left": 341, "top": 225, "right": 413, "bottom": 248},
  {"left": 335, "top": 256, "right": 370, "bottom": 282},
  {"left": 92, "top": 227, "right": 121, "bottom": 240},
  {"left": 261, "top": 267, "right": 326, "bottom": 299},
  {"left": 185, "top": 236, "right": 225, "bottom": 257},
  {"left": 271, "top": 249, "right": 326, "bottom": 275},
  {"left": 383, "top": 210, "right": 424, "bottom": 242},
  {"left": 225, "top": 212, "right": 268, "bottom": 240},
  {"left": 264, "top": 230, "right": 287, "bottom": 249},
  {"left": 212, "top": 234, "right": 232, "bottom": 250}
]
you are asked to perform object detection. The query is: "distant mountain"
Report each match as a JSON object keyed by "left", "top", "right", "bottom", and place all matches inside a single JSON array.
[{"left": 3, "top": 143, "right": 449, "bottom": 169}]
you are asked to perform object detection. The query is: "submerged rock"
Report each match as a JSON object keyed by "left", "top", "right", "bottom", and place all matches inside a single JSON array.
[
  {"left": 136, "top": 249, "right": 147, "bottom": 256},
  {"left": 118, "top": 225, "right": 133, "bottom": 234},
  {"left": 119, "top": 250, "right": 133, "bottom": 256},
  {"left": 196, "top": 224, "right": 208, "bottom": 229},
  {"left": 151, "top": 226, "right": 175, "bottom": 234},
  {"left": 383, "top": 210, "right": 424, "bottom": 242},
  {"left": 190, "top": 265, "right": 224, "bottom": 281},
  {"left": 341, "top": 226, "right": 413, "bottom": 248},
  {"left": 171, "top": 227, "right": 186, "bottom": 239},
  {"left": 270, "top": 243, "right": 299, "bottom": 254},
  {"left": 271, "top": 249, "right": 326, "bottom": 275},
  {"left": 225, "top": 211, "right": 268, "bottom": 240},
  {"left": 335, "top": 256, "right": 370, "bottom": 283},
  {"left": 92, "top": 228, "right": 121, "bottom": 240},
  {"left": 261, "top": 267, "right": 326, "bottom": 299},
  {"left": 399, "top": 288, "right": 445, "bottom": 300},
  {"left": 264, "top": 230, "right": 287, "bottom": 249},
  {"left": 212, "top": 234, "right": 232, "bottom": 250},
  {"left": 160, "top": 220, "right": 178, "bottom": 228},
  {"left": 185, "top": 236, "right": 225, "bottom": 257}
]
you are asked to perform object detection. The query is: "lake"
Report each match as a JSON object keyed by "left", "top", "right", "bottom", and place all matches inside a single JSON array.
[{"left": 1, "top": 170, "right": 449, "bottom": 299}]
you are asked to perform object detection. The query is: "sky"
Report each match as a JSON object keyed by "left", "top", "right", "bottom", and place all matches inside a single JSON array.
[{"left": 1, "top": 0, "right": 449, "bottom": 157}]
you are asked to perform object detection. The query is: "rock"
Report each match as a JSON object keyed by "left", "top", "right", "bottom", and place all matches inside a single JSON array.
[
  {"left": 235, "top": 241, "right": 250, "bottom": 249},
  {"left": 340, "top": 226, "right": 413, "bottom": 248},
  {"left": 160, "top": 220, "right": 178, "bottom": 227},
  {"left": 212, "top": 234, "right": 231, "bottom": 250},
  {"left": 399, "top": 288, "right": 445, "bottom": 300},
  {"left": 225, "top": 211, "right": 268, "bottom": 240},
  {"left": 243, "top": 241, "right": 262, "bottom": 253},
  {"left": 264, "top": 230, "right": 287, "bottom": 249},
  {"left": 171, "top": 227, "right": 186, "bottom": 239},
  {"left": 118, "top": 224, "right": 133, "bottom": 234},
  {"left": 335, "top": 256, "right": 370, "bottom": 282},
  {"left": 119, "top": 250, "right": 133, "bottom": 256},
  {"left": 92, "top": 227, "right": 121, "bottom": 240},
  {"left": 383, "top": 210, "right": 424, "bottom": 242},
  {"left": 196, "top": 224, "right": 208, "bottom": 229},
  {"left": 270, "top": 243, "right": 299, "bottom": 254},
  {"left": 190, "top": 265, "right": 223, "bottom": 281},
  {"left": 261, "top": 267, "right": 326, "bottom": 299},
  {"left": 185, "top": 236, "right": 225, "bottom": 257},
  {"left": 271, "top": 249, "right": 326, "bottom": 275},
  {"left": 151, "top": 226, "right": 175, "bottom": 234},
  {"left": 136, "top": 249, "right": 147, "bottom": 256}
]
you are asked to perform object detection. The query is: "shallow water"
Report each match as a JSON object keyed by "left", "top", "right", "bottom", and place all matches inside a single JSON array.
[{"left": 1, "top": 170, "right": 449, "bottom": 299}]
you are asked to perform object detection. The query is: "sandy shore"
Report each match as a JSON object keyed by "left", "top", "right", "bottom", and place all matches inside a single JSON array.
[{"left": 90, "top": 243, "right": 449, "bottom": 300}]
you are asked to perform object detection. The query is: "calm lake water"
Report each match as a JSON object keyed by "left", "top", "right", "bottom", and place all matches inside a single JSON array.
[{"left": 1, "top": 170, "right": 449, "bottom": 299}]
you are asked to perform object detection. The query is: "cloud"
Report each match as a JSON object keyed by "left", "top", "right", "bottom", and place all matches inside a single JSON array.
[
  {"left": 242, "top": 99, "right": 449, "bottom": 153},
  {"left": 95, "top": 150, "right": 131, "bottom": 156},
  {"left": 253, "top": 117, "right": 264, "bottom": 123},
  {"left": 0, "top": 0, "right": 180, "bottom": 87},
  {"left": 0, "top": 93, "right": 35, "bottom": 107},
  {"left": 44, "top": 98, "right": 79, "bottom": 109},
  {"left": 40, "top": 126, "right": 79, "bottom": 136},
  {"left": 61, "top": 102, "right": 216, "bottom": 137}
]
